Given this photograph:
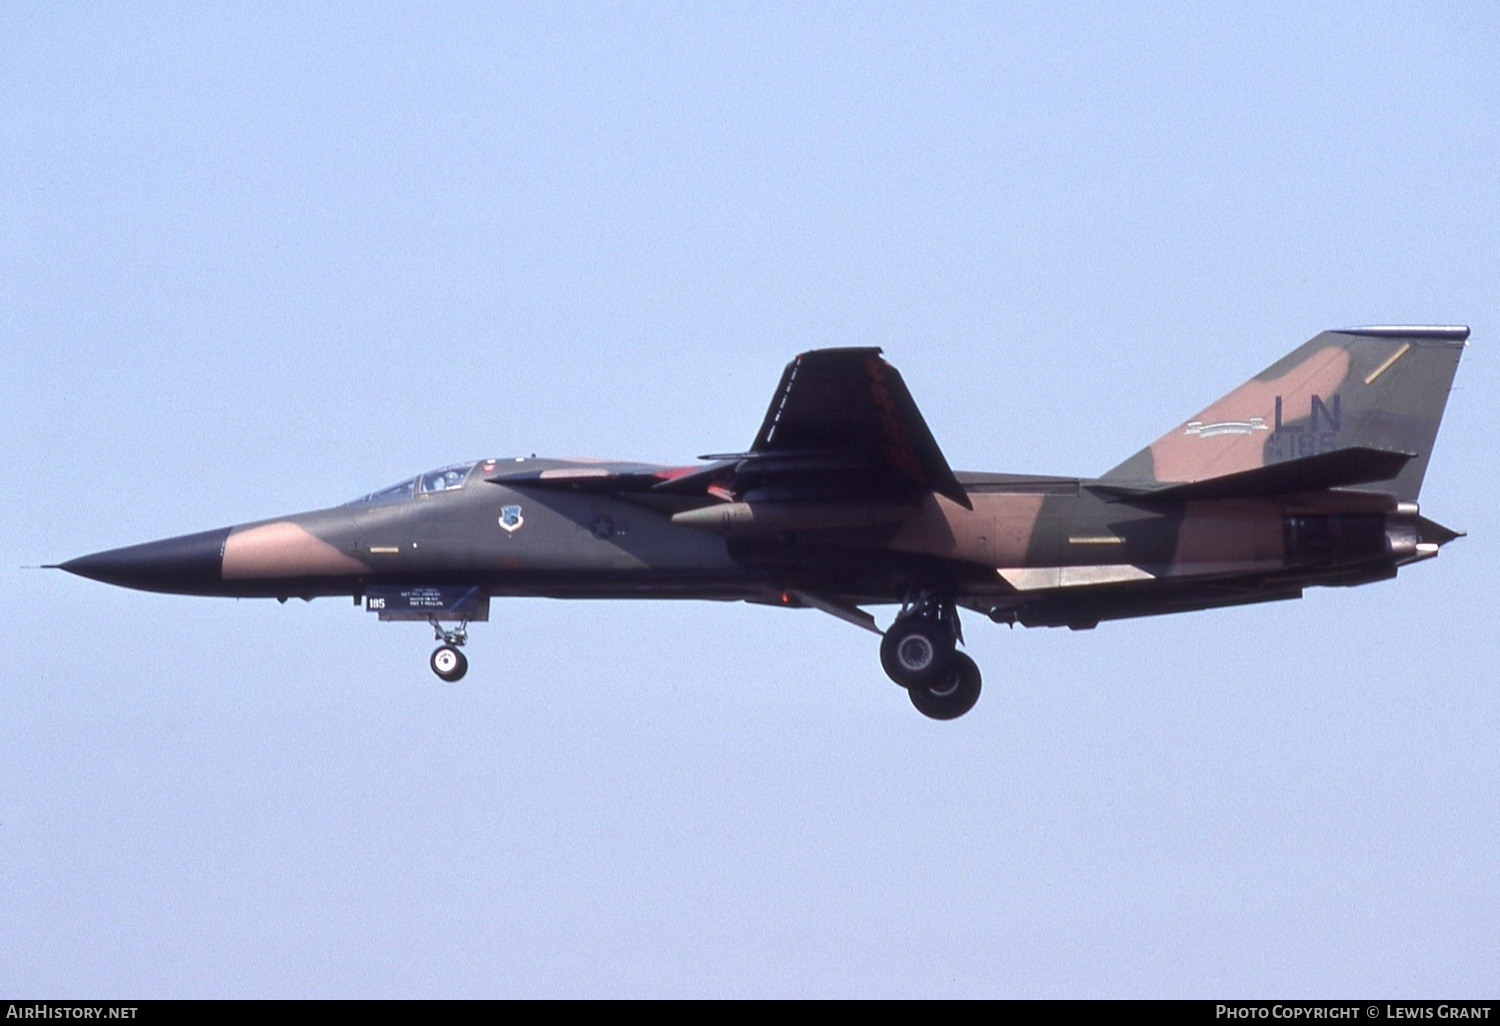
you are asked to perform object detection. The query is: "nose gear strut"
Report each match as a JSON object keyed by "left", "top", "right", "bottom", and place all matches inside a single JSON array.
[{"left": 429, "top": 617, "right": 469, "bottom": 682}]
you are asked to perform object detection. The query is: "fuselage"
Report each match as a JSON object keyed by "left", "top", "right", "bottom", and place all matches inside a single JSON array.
[{"left": 60, "top": 454, "right": 1442, "bottom": 629}]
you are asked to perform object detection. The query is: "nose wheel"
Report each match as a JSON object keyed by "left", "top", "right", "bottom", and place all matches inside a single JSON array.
[
  {"left": 430, "top": 644, "right": 468, "bottom": 682},
  {"left": 429, "top": 618, "right": 469, "bottom": 682}
]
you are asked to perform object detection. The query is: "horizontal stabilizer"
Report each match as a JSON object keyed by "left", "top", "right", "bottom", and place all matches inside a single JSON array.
[
  {"left": 1092, "top": 446, "right": 1414, "bottom": 503},
  {"left": 1415, "top": 515, "right": 1464, "bottom": 546}
]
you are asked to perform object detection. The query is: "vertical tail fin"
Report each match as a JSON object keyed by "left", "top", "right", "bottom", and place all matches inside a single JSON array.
[{"left": 1102, "top": 326, "right": 1467, "bottom": 501}]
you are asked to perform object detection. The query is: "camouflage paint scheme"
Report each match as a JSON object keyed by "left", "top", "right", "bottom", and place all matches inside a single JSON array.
[{"left": 59, "top": 326, "right": 1466, "bottom": 714}]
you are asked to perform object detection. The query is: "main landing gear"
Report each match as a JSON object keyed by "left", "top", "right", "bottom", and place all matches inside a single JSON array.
[
  {"left": 429, "top": 618, "right": 469, "bottom": 682},
  {"left": 881, "top": 592, "right": 981, "bottom": 720}
]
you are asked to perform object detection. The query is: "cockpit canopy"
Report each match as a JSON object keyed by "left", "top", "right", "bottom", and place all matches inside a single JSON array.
[{"left": 348, "top": 460, "right": 494, "bottom": 506}]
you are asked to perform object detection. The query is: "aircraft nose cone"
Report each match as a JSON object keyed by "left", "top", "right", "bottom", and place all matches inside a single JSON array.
[{"left": 58, "top": 527, "right": 230, "bottom": 594}]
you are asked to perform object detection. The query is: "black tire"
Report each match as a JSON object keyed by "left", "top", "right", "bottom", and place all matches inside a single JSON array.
[
  {"left": 908, "top": 651, "right": 981, "bottom": 720},
  {"left": 880, "top": 616, "right": 956, "bottom": 688},
  {"left": 430, "top": 645, "right": 468, "bottom": 682}
]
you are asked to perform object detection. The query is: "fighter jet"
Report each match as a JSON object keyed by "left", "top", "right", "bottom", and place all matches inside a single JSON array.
[{"left": 57, "top": 325, "right": 1466, "bottom": 719}]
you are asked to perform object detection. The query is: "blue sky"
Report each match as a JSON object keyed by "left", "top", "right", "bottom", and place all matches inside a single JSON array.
[{"left": 3, "top": 3, "right": 1497, "bottom": 996}]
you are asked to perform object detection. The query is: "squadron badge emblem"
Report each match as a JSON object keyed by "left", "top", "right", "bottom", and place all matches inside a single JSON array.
[{"left": 498, "top": 505, "right": 524, "bottom": 533}]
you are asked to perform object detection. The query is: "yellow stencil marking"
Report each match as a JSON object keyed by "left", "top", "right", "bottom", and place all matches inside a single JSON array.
[{"left": 1364, "top": 342, "right": 1411, "bottom": 385}]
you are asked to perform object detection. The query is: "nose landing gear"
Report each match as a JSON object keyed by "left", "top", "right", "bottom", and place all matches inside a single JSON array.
[{"left": 429, "top": 618, "right": 469, "bottom": 682}]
